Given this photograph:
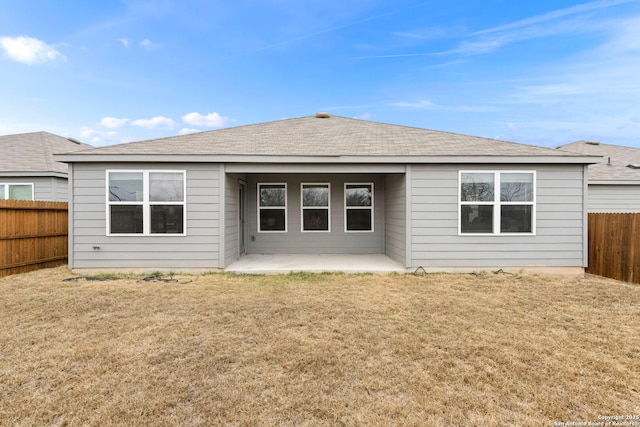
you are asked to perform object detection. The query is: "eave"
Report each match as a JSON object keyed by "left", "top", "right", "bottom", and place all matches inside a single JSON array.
[
  {"left": 54, "top": 154, "right": 603, "bottom": 165},
  {"left": 0, "top": 171, "right": 68, "bottom": 178},
  {"left": 589, "top": 180, "right": 640, "bottom": 185}
]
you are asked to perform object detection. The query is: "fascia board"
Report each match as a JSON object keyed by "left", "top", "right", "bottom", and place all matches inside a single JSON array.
[
  {"left": 589, "top": 180, "right": 640, "bottom": 185},
  {"left": 54, "top": 154, "right": 603, "bottom": 165},
  {"left": 0, "top": 171, "right": 68, "bottom": 178}
]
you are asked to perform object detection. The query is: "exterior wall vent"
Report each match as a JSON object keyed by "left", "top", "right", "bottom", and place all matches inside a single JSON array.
[{"left": 315, "top": 112, "right": 330, "bottom": 118}]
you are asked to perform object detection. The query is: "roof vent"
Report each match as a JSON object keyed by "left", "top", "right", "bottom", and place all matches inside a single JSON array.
[
  {"left": 67, "top": 137, "right": 83, "bottom": 145},
  {"left": 315, "top": 112, "right": 330, "bottom": 118},
  {"left": 627, "top": 164, "right": 640, "bottom": 169},
  {"left": 585, "top": 140, "right": 600, "bottom": 145}
]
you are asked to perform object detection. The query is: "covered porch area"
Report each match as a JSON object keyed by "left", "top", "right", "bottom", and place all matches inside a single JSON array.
[
  {"left": 225, "top": 253, "right": 406, "bottom": 274},
  {"left": 222, "top": 163, "right": 408, "bottom": 269}
]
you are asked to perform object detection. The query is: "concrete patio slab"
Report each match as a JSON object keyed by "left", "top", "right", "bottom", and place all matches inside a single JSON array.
[{"left": 225, "top": 254, "right": 407, "bottom": 274}]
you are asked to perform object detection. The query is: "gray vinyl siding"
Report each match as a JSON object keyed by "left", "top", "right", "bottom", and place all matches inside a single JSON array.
[
  {"left": 587, "top": 184, "right": 640, "bottom": 212},
  {"left": 71, "top": 162, "right": 221, "bottom": 269},
  {"left": 0, "top": 176, "right": 68, "bottom": 201},
  {"left": 224, "top": 173, "right": 246, "bottom": 266},
  {"left": 384, "top": 174, "right": 406, "bottom": 265},
  {"left": 409, "top": 164, "right": 586, "bottom": 268},
  {"left": 246, "top": 173, "right": 385, "bottom": 254}
]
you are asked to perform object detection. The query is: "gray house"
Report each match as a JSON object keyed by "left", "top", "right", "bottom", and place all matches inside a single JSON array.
[
  {"left": 0, "top": 131, "right": 92, "bottom": 201},
  {"left": 558, "top": 140, "right": 640, "bottom": 213},
  {"left": 57, "top": 114, "right": 601, "bottom": 273}
]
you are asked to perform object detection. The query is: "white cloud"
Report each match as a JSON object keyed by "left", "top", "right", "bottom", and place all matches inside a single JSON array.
[
  {"left": 391, "top": 100, "right": 437, "bottom": 109},
  {"left": 179, "top": 128, "right": 200, "bottom": 135},
  {"left": 354, "top": 113, "right": 372, "bottom": 120},
  {"left": 0, "top": 36, "right": 66, "bottom": 64},
  {"left": 182, "top": 112, "right": 229, "bottom": 128},
  {"left": 139, "top": 39, "right": 153, "bottom": 50},
  {"left": 474, "top": 0, "right": 633, "bottom": 35},
  {"left": 79, "top": 126, "right": 112, "bottom": 146},
  {"left": 132, "top": 116, "right": 175, "bottom": 129},
  {"left": 80, "top": 126, "right": 98, "bottom": 139},
  {"left": 118, "top": 38, "right": 130, "bottom": 48},
  {"left": 391, "top": 99, "right": 499, "bottom": 113},
  {"left": 100, "top": 117, "right": 129, "bottom": 128}
]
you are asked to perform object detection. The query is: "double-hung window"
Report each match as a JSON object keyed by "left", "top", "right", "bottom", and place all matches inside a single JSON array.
[
  {"left": 459, "top": 171, "right": 535, "bottom": 235},
  {"left": 107, "top": 171, "right": 186, "bottom": 235},
  {"left": 301, "top": 183, "right": 330, "bottom": 232},
  {"left": 0, "top": 183, "right": 34, "bottom": 200},
  {"left": 345, "top": 183, "right": 373, "bottom": 232},
  {"left": 258, "top": 183, "right": 287, "bottom": 232}
]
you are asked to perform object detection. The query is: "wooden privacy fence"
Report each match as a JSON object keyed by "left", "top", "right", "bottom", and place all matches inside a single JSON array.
[
  {"left": 0, "top": 200, "right": 68, "bottom": 277},
  {"left": 588, "top": 213, "right": 640, "bottom": 284}
]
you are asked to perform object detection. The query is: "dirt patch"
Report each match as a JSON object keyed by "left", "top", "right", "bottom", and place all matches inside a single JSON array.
[{"left": 1, "top": 267, "right": 638, "bottom": 426}]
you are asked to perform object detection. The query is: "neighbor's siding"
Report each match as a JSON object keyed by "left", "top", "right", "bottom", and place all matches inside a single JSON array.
[
  {"left": 409, "top": 164, "right": 585, "bottom": 268},
  {"left": 587, "top": 184, "right": 640, "bottom": 213},
  {"left": 0, "top": 176, "right": 68, "bottom": 201},
  {"left": 71, "top": 162, "right": 221, "bottom": 269},
  {"left": 246, "top": 173, "right": 385, "bottom": 254},
  {"left": 384, "top": 174, "right": 406, "bottom": 265}
]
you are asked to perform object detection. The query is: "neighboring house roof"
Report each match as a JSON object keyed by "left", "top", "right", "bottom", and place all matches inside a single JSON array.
[
  {"left": 57, "top": 114, "right": 600, "bottom": 164},
  {"left": 0, "top": 131, "right": 92, "bottom": 177},
  {"left": 557, "top": 141, "right": 640, "bottom": 183}
]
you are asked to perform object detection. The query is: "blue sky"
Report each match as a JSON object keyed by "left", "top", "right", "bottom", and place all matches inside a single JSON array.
[{"left": 1, "top": 0, "right": 639, "bottom": 148}]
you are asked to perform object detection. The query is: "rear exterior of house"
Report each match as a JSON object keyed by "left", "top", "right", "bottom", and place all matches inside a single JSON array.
[
  {"left": 59, "top": 115, "right": 600, "bottom": 273},
  {"left": 0, "top": 132, "right": 92, "bottom": 201},
  {"left": 558, "top": 141, "right": 640, "bottom": 213}
]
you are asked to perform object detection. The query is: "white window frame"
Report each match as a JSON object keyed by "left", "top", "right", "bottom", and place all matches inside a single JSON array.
[
  {"left": 257, "top": 182, "right": 287, "bottom": 233},
  {"left": 301, "top": 183, "right": 331, "bottom": 233},
  {"left": 458, "top": 170, "right": 536, "bottom": 236},
  {"left": 0, "top": 183, "right": 34, "bottom": 200},
  {"left": 106, "top": 170, "right": 187, "bottom": 236},
  {"left": 344, "top": 182, "right": 374, "bottom": 233}
]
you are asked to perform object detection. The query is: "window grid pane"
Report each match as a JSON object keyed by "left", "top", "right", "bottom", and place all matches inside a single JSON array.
[
  {"left": 346, "top": 209, "right": 372, "bottom": 231},
  {"left": 110, "top": 205, "right": 143, "bottom": 234},
  {"left": 260, "top": 209, "right": 286, "bottom": 231},
  {"left": 302, "top": 185, "right": 329, "bottom": 207},
  {"left": 150, "top": 205, "right": 184, "bottom": 233},
  {"left": 500, "top": 173, "right": 533, "bottom": 202},
  {"left": 461, "top": 205, "right": 494, "bottom": 233},
  {"left": 109, "top": 172, "right": 143, "bottom": 202},
  {"left": 150, "top": 172, "right": 184, "bottom": 202},
  {"left": 9, "top": 185, "right": 33, "bottom": 200},
  {"left": 260, "top": 185, "right": 286, "bottom": 207},
  {"left": 303, "top": 209, "right": 329, "bottom": 231},
  {"left": 501, "top": 205, "right": 532, "bottom": 233},
  {"left": 461, "top": 173, "right": 494, "bottom": 202},
  {"left": 345, "top": 185, "right": 372, "bottom": 207}
]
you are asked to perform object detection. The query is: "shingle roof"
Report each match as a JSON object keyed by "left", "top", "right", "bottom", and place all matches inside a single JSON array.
[
  {"left": 557, "top": 141, "right": 640, "bottom": 182},
  {"left": 68, "top": 115, "right": 589, "bottom": 159},
  {"left": 0, "top": 131, "right": 92, "bottom": 175}
]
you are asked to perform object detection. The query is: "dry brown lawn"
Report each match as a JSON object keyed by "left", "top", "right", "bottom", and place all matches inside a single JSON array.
[{"left": 1, "top": 267, "right": 638, "bottom": 426}]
